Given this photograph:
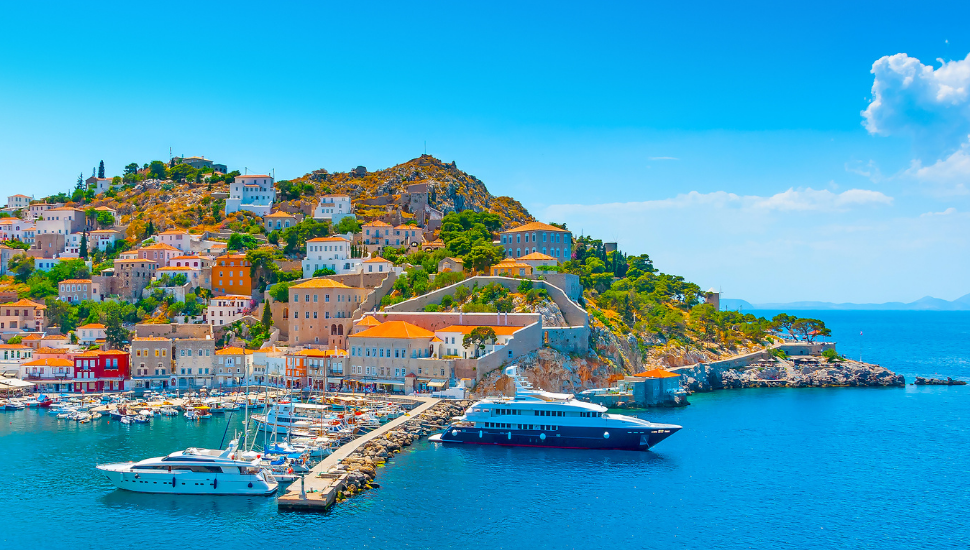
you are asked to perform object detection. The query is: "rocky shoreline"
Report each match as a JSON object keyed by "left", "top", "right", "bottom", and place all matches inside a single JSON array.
[
  {"left": 678, "top": 358, "right": 905, "bottom": 392},
  {"left": 331, "top": 400, "right": 471, "bottom": 501},
  {"left": 914, "top": 376, "right": 967, "bottom": 386}
]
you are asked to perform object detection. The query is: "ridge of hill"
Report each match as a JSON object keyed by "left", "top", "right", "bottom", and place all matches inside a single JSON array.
[{"left": 290, "top": 155, "right": 533, "bottom": 228}]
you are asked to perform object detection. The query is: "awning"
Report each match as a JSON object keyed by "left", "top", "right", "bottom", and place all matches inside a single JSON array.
[{"left": 428, "top": 380, "right": 448, "bottom": 388}]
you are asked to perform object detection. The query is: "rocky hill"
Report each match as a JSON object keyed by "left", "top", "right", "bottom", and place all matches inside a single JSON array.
[{"left": 291, "top": 155, "right": 533, "bottom": 228}]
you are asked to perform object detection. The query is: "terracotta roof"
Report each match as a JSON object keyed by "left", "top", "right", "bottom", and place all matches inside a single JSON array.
[
  {"left": 492, "top": 261, "right": 531, "bottom": 269},
  {"left": 114, "top": 258, "right": 157, "bottom": 264},
  {"left": 363, "top": 256, "right": 390, "bottom": 263},
  {"left": 236, "top": 174, "right": 271, "bottom": 178},
  {"left": 355, "top": 316, "right": 382, "bottom": 327},
  {"left": 364, "top": 220, "right": 391, "bottom": 227},
  {"left": 157, "top": 266, "right": 196, "bottom": 271},
  {"left": 78, "top": 323, "right": 105, "bottom": 329},
  {"left": 265, "top": 211, "right": 296, "bottom": 218},
  {"left": 23, "top": 358, "right": 73, "bottom": 367},
  {"left": 216, "top": 347, "right": 252, "bottom": 356},
  {"left": 10, "top": 194, "right": 30, "bottom": 198},
  {"left": 436, "top": 325, "right": 524, "bottom": 336},
  {"left": 49, "top": 206, "right": 83, "bottom": 212},
  {"left": 0, "top": 344, "right": 30, "bottom": 350},
  {"left": 59, "top": 279, "right": 93, "bottom": 284},
  {"left": 140, "top": 243, "right": 180, "bottom": 251},
  {"left": 93, "top": 206, "right": 116, "bottom": 211},
  {"left": 22, "top": 334, "right": 43, "bottom": 340},
  {"left": 307, "top": 236, "right": 349, "bottom": 243},
  {"left": 159, "top": 230, "right": 189, "bottom": 235},
  {"left": 215, "top": 294, "right": 251, "bottom": 300},
  {"left": 215, "top": 254, "right": 247, "bottom": 260},
  {"left": 1, "top": 298, "right": 46, "bottom": 309},
  {"left": 290, "top": 279, "right": 350, "bottom": 289},
  {"left": 41, "top": 335, "right": 66, "bottom": 341},
  {"left": 352, "top": 320, "right": 435, "bottom": 340},
  {"left": 34, "top": 347, "right": 67, "bottom": 354},
  {"left": 132, "top": 336, "right": 172, "bottom": 342},
  {"left": 394, "top": 224, "right": 416, "bottom": 229},
  {"left": 519, "top": 252, "right": 556, "bottom": 261},
  {"left": 634, "top": 369, "right": 680, "bottom": 379},
  {"left": 90, "top": 229, "right": 119, "bottom": 234},
  {"left": 505, "top": 222, "right": 568, "bottom": 233}
]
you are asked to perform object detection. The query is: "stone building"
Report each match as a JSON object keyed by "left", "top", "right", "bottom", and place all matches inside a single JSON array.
[
  {"left": 173, "top": 338, "right": 216, "bottom": 389},
  {"left": 287, "top": 278, "right": 368, "bottom": 348},
  {"left": 500, "top": 222, "right": 572, "bottom": 261},
  {"left": 113, "top": 258, "right": 158, "bottom": 301},
  {"left": 130, "top": 336, "right": 174, "bottom": 391}
]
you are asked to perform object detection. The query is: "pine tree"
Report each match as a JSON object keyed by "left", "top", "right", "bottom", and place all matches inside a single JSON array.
[
  {"left": 98, "top": 160, "right": 105, "bottom": 178},
  {"left": 145, "top": 220, "right": 156, "bottom": 238},
  {"left": 79, "top": 232, "right": 88, "bottom": 259},
  {"left": 262, "top": 301, "right": 273, "bottom": 328},
  {"left": 76, "top": 173, "right": 84, "bottom": 191}
]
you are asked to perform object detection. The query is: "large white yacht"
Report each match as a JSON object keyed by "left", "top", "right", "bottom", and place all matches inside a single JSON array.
[
  {"left": 96, "top": 440, "right": 278, "bottom": 496},
  {"left": 430, "top": 366, "right": 681, "bottom": 451}
]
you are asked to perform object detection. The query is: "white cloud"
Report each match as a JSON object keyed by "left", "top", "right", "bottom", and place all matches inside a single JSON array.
[
  {"left": 845, "top": 159, "right": 884, "bottom": 183},
  {"left": 647, "top": 156, "right": 679, "bottom": 161},
  {"left": 749, "top": 187, "right": 893, "bottom": 212},
  {"left": 862, "top": 53, "right": 970, "bottom": 147},
  {"left": 903, "top": 146, "right": 970, "bottom": 196},
  {"left": 920, "top": 207, "right": 958, "bottom": 217}
]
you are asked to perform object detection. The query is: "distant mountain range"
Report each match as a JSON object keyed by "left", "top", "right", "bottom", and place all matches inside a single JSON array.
[{"left": 722, "top": 293, "right": 970, "bottom": 311}]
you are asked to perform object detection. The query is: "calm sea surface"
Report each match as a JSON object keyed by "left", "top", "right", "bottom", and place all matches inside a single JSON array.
[{"left": 2, "top": 311, "right": 967, "bottom": 550}]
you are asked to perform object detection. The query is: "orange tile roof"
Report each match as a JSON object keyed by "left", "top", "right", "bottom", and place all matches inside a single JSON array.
[
  {"left": 237, "top": 174, "right": 271, "bottom": 178},
  {"left": 519, "top": 252, "right": 556, "bottom": 261},
  {"left": 355, "top": 316, "right": 382, "bottom": 327},
  {"left": 215, "top": 294, "right": 251, "bottom": 300},
  {"left": 505, "top": 222, "right": 568, "bottom": 233},
  {"left": 24, "top": 358, "right": 73, "bottom": 367},
  {"left": 363, "top": 256, "right": 390, "bottom": 263},
  {"left": 59, "top": 279, "right": 93, "bottom": 284},
  {"left": 352, "top": 320, "right": 436, "bottom": 340},
  {"left": 634, "top": 368, "right": 680, "bottom": 379},
  {"left": 307, "top": 236, "right": 349, "bottom": 243},
  {"left": 1, "top": 298, "right": 46, "bottom": 309},
  {"left": 141, "top": 243, "right": 180, "bottom": 251},
  {"left": 295, "top": 349, "right": 348, "bottom": 357},
  {"left": 265, "top": 211, "right": 296, "bottom": 218},
  {"left": 437, "top": 325, "right": 524, "bottom": 336},
  {"left": 22, "top": 334, "right": 43, "bottom": 340},
  {"left": 0, "top": 344, "right": 30, "bottom": 350},
  {"left": 291, "top": 279, "right": 350, "bottom": 289},
  {"left": 78, "top": 323, "right": 105, "bottom": 329},
  {"left": 216, "top": 347, "right": 252, "bottom": 355},
  {"left": 364, "top": 220, "right": 391, "bottom": 227},
  {"left": 132, "top": 336, "right": 172, "bottom": 342},
  {"left": 34, "top": 347, "right": 68, "bottom": 354},
  {"left": 159, "top": 230, "right": 189, "bottom": 235}
]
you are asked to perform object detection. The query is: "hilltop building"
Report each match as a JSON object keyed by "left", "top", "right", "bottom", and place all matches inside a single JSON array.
[
  {"left": 313, "top": 195, "right": 353, "bottom": 225},
  {"left": 226, "top": 174, "right": 275, "bottom": 216},
  {"left": 302, "top": 236, "right": 361, "bottom": 277},
  {"left": 500, "top": 222, "right": 572, "bottom": 261}
]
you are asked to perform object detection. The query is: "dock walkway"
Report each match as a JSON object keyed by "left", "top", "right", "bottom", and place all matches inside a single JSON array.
[{"left": 277, "top": 396, "right": 440, "bottom": 511}]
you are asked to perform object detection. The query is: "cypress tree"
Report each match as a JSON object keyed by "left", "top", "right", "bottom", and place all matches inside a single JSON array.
[
  {"left": 98, "top": 160, "right": 105, "bottom": 178},
  {"left": 79, "top": 232, "right": 88, "bottom": 259},
  {"left": 262, "top": 302, "right": 273, "bottom": 328}
]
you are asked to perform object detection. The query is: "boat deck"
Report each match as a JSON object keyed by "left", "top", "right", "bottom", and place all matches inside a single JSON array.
[{"left": 277, "top": 397, "right": 439, "bottom": 511}]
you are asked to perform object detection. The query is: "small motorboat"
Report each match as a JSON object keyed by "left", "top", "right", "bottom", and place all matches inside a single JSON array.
[
  {"left": 159, "top": 407, "right": 178, "bottom": 416},
  {"left": 120, "top": 415, "right": 133, "bottom": 425}
]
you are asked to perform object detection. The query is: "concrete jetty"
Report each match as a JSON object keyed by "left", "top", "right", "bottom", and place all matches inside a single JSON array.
[{"left": 277, "top": 396, "right": 440, "bottom": 511}]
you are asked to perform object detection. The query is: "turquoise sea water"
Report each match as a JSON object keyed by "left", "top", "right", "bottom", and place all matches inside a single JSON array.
[{"left": 2, "top": 311, "right": 968, "bottom": 549}]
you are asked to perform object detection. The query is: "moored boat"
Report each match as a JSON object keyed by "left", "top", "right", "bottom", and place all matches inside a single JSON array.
[{"left": 430, "top": 365, "right": 681, "bottom": 451}]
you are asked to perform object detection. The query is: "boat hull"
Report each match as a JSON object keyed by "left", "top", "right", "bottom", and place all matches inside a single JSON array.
[
  {"left": 431, "top": 424, "right": 679, "bottom": 451},
  {"left": 96, "top": 465, "right": 278, "bottom": 496}
]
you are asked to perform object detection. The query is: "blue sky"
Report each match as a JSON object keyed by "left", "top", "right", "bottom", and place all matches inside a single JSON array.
[{"left": 2, "top": 1, "right": 969, "bottom": 303}]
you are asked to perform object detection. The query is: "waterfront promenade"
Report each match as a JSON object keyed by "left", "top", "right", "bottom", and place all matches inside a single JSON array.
[{"left": 277, "top": 396, "right": 440, "bottom": 511}]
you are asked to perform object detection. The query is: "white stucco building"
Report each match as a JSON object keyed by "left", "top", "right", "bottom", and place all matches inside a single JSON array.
[
  {"left": 225, "top": 175, "right": 276, "bottom": 216},
  {"left": 301, "top": 236, "right": 362, "bottom": 277},
  {"left": 207, "top": 295, "right": 252, "bottom": 326},
  {"left": 313, "top": 195, "right": 354, "bottom": 225}
]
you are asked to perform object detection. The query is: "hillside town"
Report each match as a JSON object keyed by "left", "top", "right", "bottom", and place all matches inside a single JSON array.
[{"left": 0, "top": 156, "right": 646, "bottom": 400}]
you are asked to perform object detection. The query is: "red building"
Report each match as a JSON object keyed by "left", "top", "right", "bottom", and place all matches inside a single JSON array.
[{"left": 72, "top": 350, "right": 130, "bottom": 392}]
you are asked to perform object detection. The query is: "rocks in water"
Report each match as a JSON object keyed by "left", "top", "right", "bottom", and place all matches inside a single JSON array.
[
  {"left": 337, "top": 400, "right": 471, "bottom": 498},
  {"left": 914, "top": 377, "right": 967, "bottom": 386},
  {"left": 682, "top": 358, "right": 905, "bottom": 391}
]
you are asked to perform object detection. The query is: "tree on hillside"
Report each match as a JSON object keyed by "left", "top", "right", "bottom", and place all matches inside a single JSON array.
[
  {"left": 98, "top": 160, "right": 105, "bottom": 178},
  {"left": 262, "top": 302, "right": 273, "bottom": 328},
  {"left": 464, "top": 243, "right": 504, "bottom": 273},
  {"left": 792, "top": 318, "right": 830, "bottom": 342},
  {"left": 463, "top": 327, "right": 497, "bottom": 358},
  {"left": 79, "top": 232, "right": 88, "bottom": 259},
  {"left": 105, "top": 311, "right": 129, "bottom": 349},
  {"left": 313, "top": 267, "right": 337, "bottom": 277},
  {"left": 9, "top": 253, "right": 33, "bottom": 283},
  {"left": 97, "top": 211, "right": 114, "bottom": 228},
  {"left": 76, "top": 173, "right": 84, "bottom": 191},
  {"left": 771, "top": 313, "right": 798, "bottom": 340},
  {"left": 147, "top": 160, "right": 168, "bottom": 180},
  {"left": 124, "top": 162, "right": 139, "bottom": 175},
  {"left": 144, "top": 220, "right": 156, "bottom": 238},
  {"left": 333, "top": 216, "right": 362, "bottom": 234},
  {"left": 227, "top": 233, "right": 258, "bottom": 251}
]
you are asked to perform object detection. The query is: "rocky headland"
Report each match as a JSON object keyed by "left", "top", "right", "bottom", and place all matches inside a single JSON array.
[{"left": 913, "top": 377, "right": 967, "bottom": 386}]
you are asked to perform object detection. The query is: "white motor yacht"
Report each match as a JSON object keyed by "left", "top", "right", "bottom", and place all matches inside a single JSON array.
[{"left": 97, "top": 440, "right": 278, "bottom": 496}]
